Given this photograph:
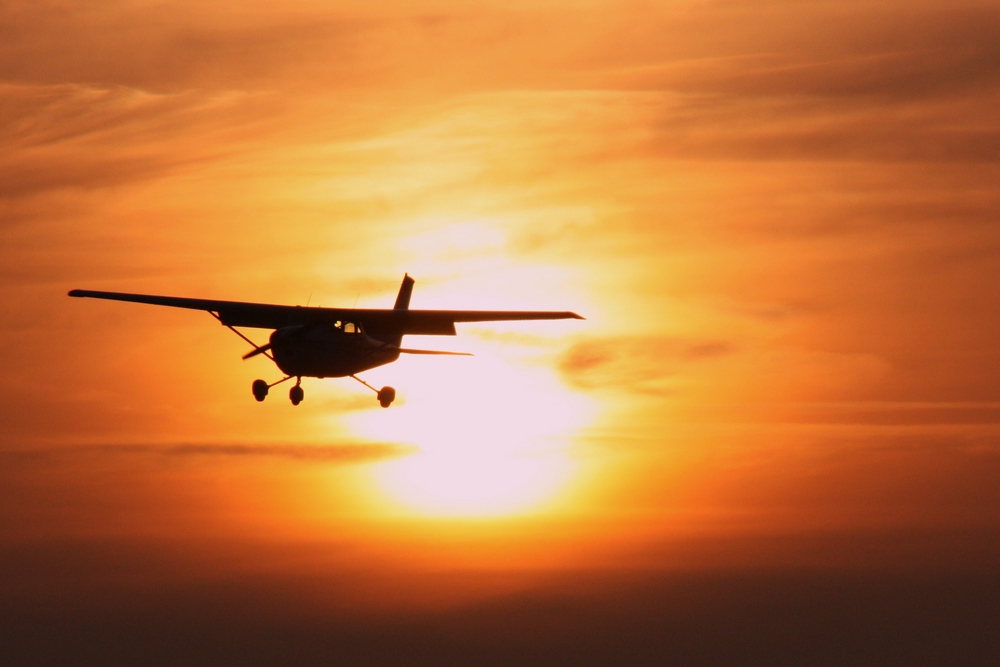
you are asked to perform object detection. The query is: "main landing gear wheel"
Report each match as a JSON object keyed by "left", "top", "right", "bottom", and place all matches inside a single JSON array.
[
  {"left": 350, "top": 375, "right": 396, "bottom": 408},
  {"left": 289, "top": 384, "right": 304, "bottom": 406},
  {"left": 377, "top": 386, "right": 396, "bottom": 408},
  {"left": 252, "top": 379, "right": 269, "bottom": 402}
]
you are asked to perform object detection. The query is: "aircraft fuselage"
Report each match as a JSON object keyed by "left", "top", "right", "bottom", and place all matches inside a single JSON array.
[{"left": 269, "top": 323, "right": 400, "bottom": 378}]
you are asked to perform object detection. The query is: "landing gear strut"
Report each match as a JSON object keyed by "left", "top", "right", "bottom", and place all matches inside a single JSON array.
[
  {"left": 289, "top": 381, "right": 304, "bottom": 406},
  {"left": 352, "top": 375, "right": 396, "bottom": 408}
]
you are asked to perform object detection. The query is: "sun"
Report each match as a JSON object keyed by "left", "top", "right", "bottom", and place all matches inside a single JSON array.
[{"left": 344, "top": 345, "right": 590, "bottom": 517}]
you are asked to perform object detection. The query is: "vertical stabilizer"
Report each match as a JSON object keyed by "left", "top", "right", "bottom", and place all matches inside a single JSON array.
[
  {"left": 394, "top": 273, "right": 414, "bottom": 311},
  {"left": 378, "top": 273, "right": 414, "bottom": 347}
]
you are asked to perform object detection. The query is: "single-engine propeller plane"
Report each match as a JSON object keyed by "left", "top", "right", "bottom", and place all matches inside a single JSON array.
[{"left": 68, "top": 274, "right": 583, "bottom": 407}]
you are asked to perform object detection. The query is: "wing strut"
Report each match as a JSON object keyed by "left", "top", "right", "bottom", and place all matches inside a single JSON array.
[{"left": 209, "top": 312, "right": 275, "bottom": 362}]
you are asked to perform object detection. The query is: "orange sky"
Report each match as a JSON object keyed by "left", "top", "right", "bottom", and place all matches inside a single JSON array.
[{"left": 2, "top": 0, "right": 1000, "bottom": 663}]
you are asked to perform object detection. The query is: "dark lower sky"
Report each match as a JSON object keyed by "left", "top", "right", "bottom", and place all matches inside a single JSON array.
[{"left": 4, "top": 536, "right": 999, "bottom": 665}]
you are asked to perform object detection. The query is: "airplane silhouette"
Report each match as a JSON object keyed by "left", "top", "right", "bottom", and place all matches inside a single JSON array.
[{"left": 69, "top": 274, "right": 583, "bottom": 407}]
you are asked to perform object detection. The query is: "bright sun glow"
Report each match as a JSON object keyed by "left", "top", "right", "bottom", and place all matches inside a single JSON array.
[{"left": 345, "top": 348, "right": 591, "bottom": 518}]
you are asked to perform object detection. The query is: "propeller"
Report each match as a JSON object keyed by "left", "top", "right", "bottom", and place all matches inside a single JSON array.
[{"left": 242, "top": 342, "right": 273, "bottom": 360}]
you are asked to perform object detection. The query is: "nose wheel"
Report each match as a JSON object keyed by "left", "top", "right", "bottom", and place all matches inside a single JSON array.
[
  {"left": 252, "top": 379, "right": 269, "bottom": 402},
  {"left": 251, "top": 375, "right": 299, "bottom": 403}
]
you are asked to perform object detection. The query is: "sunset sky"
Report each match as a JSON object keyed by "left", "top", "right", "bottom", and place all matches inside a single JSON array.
[{"left": 2, "top": 1, "right": 1000, "bottom": 663}]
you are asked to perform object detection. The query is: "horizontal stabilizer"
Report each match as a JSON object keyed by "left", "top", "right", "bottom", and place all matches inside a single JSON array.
[{"left": 397, "top": 348, "right": 473, "bottom": 356}]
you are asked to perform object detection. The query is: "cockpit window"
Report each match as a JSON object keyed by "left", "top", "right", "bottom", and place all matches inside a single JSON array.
[{"left": 344, "top": 322, "right": 356, "bottom": 334}]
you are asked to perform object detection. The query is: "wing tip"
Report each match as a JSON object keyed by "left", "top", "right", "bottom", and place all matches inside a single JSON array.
[
  {"left": 68, "top": 289, "right": 85, "bottom": 297},
  {"left": 569, "top": 312, "right": 585, "bottom": 320}
]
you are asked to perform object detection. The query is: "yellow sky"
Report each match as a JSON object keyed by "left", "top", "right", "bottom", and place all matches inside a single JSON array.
[{"left": 3, "top": 1, "right": 1000, "bottom": 638}]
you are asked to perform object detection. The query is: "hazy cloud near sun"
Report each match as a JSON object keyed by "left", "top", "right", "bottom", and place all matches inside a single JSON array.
[{"left": 0, "top": 0, "right": 997, "bottom": 481}]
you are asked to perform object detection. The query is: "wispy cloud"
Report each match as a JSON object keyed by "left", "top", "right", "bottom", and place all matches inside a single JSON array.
[
  {"left": 559, "top": 336, "right": 735, "bottom": 394},
  {"left": 0, "top": 83, "right": 274, "bottom": 204}
]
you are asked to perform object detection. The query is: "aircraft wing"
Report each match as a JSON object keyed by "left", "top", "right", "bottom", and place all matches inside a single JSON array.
[{"left": 67, "top": 289, "right": 583, "bottom": 335}]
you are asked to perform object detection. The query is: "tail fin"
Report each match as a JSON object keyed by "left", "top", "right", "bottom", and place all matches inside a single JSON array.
[
  {"left": 394, "top": 273, "right": 414, "bottom": 311},
  {"left": 380, "top": 273, "right": 414, "bottom": 347}
]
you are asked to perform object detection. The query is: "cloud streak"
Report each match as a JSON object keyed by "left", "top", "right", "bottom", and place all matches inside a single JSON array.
[
  {"left": 559, "top": 335, "right": 735, "bottom": 394},
  {"left": 0, "top": 83, "right": 276, "bottom": 204},
  {"left": 2, "top": 441, "right": 415, "bottom": 464}
]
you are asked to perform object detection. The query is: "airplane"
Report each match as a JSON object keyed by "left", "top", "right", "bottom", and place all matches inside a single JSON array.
[{"left": 68, "top": 274, "right": 583, "bottom": 407}]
